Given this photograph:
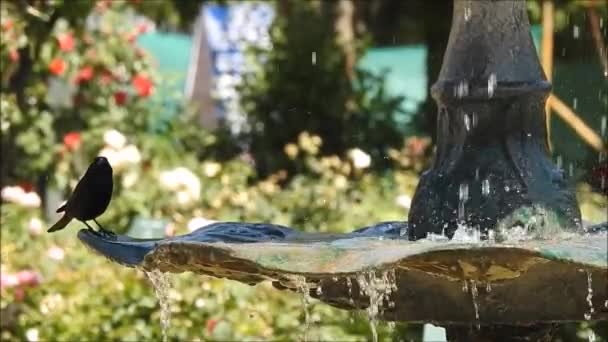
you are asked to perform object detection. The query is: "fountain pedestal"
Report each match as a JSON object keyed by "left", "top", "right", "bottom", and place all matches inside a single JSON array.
[{"left": 408, "top": 0, "right": 581, "bottom": 240}]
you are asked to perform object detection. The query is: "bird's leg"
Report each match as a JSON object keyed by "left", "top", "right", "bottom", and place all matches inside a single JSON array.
[
  {"left": 93, "top": 219, "right": 115, "bottom": 237},
  {"left": 83, "top": 221, "right": 98, "bottom": 234}
]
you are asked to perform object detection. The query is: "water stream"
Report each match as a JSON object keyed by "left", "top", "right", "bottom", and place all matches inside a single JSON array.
[
  {"left": 290, "top": 275, "right": 312, "bottom": 342},
  {"left": 584, "top": 271, "right": 594, "bottom": 321},
  {"left": 144, "top": 269, "right": 172, "bottom": 342}
]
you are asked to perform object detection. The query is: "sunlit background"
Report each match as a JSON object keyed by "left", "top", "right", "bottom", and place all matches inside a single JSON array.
[{"left": 1, "top": 0, "right": 606, "bottom": 341}]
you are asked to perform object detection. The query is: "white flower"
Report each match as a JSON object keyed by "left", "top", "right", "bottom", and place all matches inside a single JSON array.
[
  {"left": 160, "top": 167, "right": 201, "bottom": 204},
  {"left": 176, "top": 190, "right": 192, "bottom": 205},
  {"left": 21, "top": 192, "right": 41, "bottom": 208},
  {"left": 120, "top": 144, "right": 141, "bottom": 164},
  {"left": 203, "top": 162, "right": 221, "bottom": 178},
  {"left": 395, "top": 195, "right": 412, "bottom": 209},
  {"left": 333, "top": 175, "right": 348, "bottom": 189},
  {"left": 103, "top": 129, "right": 127, "bottom": 149},
  {"left": 47, "top": 246, "right": 65, "bottom": 261},
  {"left": 187, "top": 217, "right": 217, "bottom": 232},
  {"left": 1, "top": 186, "right": 41, "bottom": 208},
  {"left": 99, "top": 147, "right": 121, "bottom": 168},
  {"left": 348, "top": 148, "right": 371, "bottom": 169},
  {"left": 122, "top": 171, "right": 139, "bottom": 188},
  {"left": 28, "top": 218, "right": 43, "bottom": 236},
  {"left": 1, "top": 186, "right": 24, "bottom": 203},
  {"left": 26, "top": 328, "right": 39, "bottom": 342}
]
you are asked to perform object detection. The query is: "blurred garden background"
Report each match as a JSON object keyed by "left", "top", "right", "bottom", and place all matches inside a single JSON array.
[{"left": 1, "top": 0, "right": 607, "bottom": 341}]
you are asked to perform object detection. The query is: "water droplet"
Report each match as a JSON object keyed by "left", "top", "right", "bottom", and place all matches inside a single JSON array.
[
  {"left": 573, "top": 97, "right": 578, "bottom": 109},
  {"left": 311, "top": 51, "right": 316, "bottom": 65},
  {"left": 601, "top": 116, "right": 607, "bottom": 137},
  {"left": 488, "top": 73, "right": 497, "bottom": 98},
  {"left": 464, "top": 2, "right": 472, "bottom": 21},
  {"left": 482, "top": 179, "right": 491, "bottom": 196},
  {"left": 464, "top": 113, "right": 471, "bottom": 131},
  {"left": 556, "top": 155, "right": 563, "bottom": 170},
  {"left": 573, "top": 25, "right": 580, "bottom": 39}
]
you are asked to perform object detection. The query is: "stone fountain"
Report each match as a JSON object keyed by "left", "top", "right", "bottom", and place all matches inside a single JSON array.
[{"left": 78, "top": 0, "right": 607, "bottom": 340}]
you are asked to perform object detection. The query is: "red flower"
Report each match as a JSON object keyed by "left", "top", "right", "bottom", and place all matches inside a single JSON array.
[
  {"left": 125, "top": 31, "right": 138, "bottom": 43},
  {"left": 57, "top": 33, "right": 75, "bottom": 52},
  {"left": 100, "top": 69, "right": 114, "bottom": 85},
  {"left": 49, "top": 58, "right": 66, "bottom": 76},
  {"left": 75, "top": 66, "right": 94, "bottom": 84},
  {"left": 63, "top": 132, "right": 81, "bottom": 151},
  {"left": 17, "top": 182, "right": 34, "bottom": 192},
  {"left": 16, "top": 270, "right": 40, "bottom": 287},
  {"left": 113, "top": 91, "right": 127, "bottom": 106},
  {"left": 206, "top": 319, "right": 218, "bottom": 335},
  {"left": 13, "top": 287, "right": 25, "bottom": 302},
  {"left": 8, "top": 49, "right": 19, "bottom": 62},
  {"left": 132, "top": 74, "right": 153, "bottom": 97},
  {"left": 136, "top": 23, "right": 149, "bottom": 34}
]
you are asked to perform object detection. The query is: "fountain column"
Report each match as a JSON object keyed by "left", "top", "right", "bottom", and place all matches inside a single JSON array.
[{"left": 408, "top": 0, "right": 582, "bottom": 240}]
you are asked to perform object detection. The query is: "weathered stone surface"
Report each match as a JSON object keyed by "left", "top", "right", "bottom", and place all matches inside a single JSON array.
[{"left": 79, "top": 222, "right": 608, "bottom": 324}]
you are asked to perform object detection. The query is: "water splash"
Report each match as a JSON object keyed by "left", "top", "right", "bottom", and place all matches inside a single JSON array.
[
  {"left": 488, "top": 73, "right": 497, "bottom": 98},
  {"left": 292, "top": 275, "right": 312, "bottom": 341},
  {"left": 588, "top": 330, "right": 596, "bottom": 342},
  {"left": 356, "top": 269, "right": 397, "bottom": 342},
  {"left": 144, "top": 269, "right": 171, "bottom": 342},
  {"left": 584, "top": 271, "right": 594, "bottom": 320}
]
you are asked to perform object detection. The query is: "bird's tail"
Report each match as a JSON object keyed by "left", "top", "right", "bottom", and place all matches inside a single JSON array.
[{"left": 47, "top": 214, "right": 72, "bottom": 233}]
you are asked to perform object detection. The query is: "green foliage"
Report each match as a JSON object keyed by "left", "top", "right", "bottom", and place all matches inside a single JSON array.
[{"left": 239, "top": 1, "right": 407, "bottom": 176}]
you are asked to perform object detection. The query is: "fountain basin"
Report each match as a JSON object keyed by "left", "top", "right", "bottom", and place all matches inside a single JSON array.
[{"left": 79, "top": 221, "right": 608, "bottom": 325}]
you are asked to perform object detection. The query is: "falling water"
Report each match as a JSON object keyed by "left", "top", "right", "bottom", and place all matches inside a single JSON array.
[
  {"left": 356, "top": 269, "right": 398, "bottom": 342},
  {"left": 469, "top": 280, "right": 481, "bottom": 329},
  {"left": 346, "top": 277, "right": 354, "bottom": 305},
  {"left": 292, "top": 275, "right": 312, "bottom": 342},
  {"left": 485, "top": 281, "right": 492, "bottom": 293},
  {"left": 584, "top": 271, "right": 594, "bottom": 320},
  {"left": 144, "top": 269, "right": 171, "bottom": 342},
  {"left": 456, "top": 80, "right": 469, "bottom": 98}
]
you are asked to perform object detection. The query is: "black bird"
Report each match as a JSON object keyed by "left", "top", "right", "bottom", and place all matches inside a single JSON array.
[{"left": 48, "top": 156, "right": 114, "bottom": 235}]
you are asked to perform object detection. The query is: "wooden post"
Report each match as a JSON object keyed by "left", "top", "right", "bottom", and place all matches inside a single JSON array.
[{"left": 541, "top": 0, "right": 555, "bottom": 151}]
